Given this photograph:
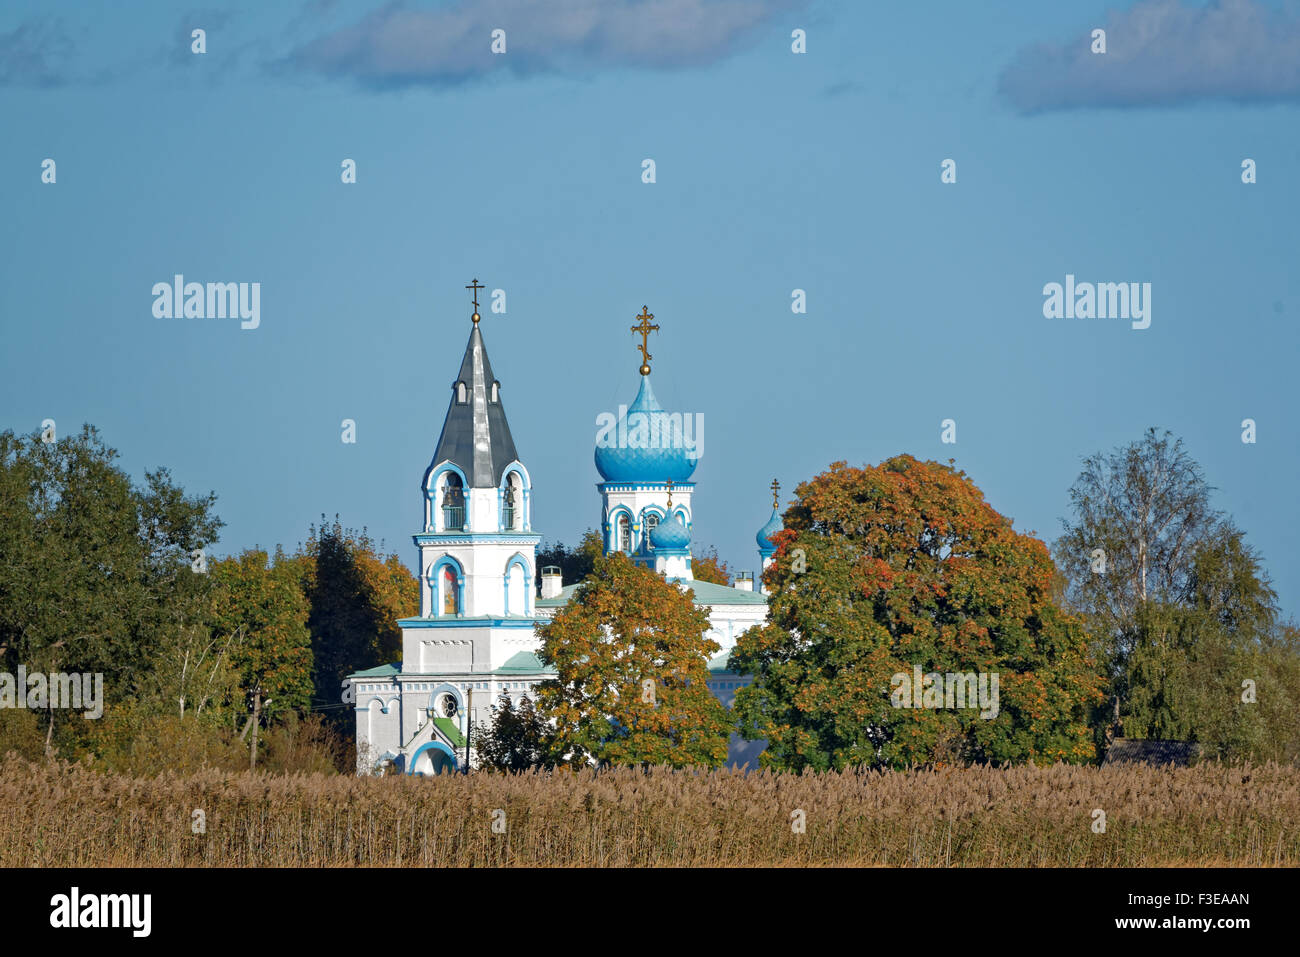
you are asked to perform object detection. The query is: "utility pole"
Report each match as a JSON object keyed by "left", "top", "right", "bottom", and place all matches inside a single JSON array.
[
  {"left": 465, "top": 687, "right": 473, "bottom": 775},
  {"left": 249, "top": 689, "right": 261, "bottom": 770}
]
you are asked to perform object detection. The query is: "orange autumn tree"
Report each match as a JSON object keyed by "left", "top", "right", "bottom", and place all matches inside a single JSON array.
[
  {"left": 731, "top": 456, "right": 1103, "bottom": 771},
  {"left": 691, "top": 546, "right": 731, "bottom": 586},
  {"left": 533, "top": 551, "right": 731, "bottom": 769}
]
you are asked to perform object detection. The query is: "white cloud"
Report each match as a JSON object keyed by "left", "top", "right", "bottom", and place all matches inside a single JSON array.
[
  {"left": 279, "top": 0, "right": 800, "bottom": 88},
  {"left": 999, "top": 0, "right": 1300, "bottom": 113}
]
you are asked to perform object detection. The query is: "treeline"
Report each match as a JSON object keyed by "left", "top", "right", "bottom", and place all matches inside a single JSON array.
[
  {"left": 3, "top": 423, "right": 1297, "bottom": 778},
  {"left": 0, "top": 426, "right": 417, "bottom": 774},
  {"left": 479, "top": 429, "right": 1300, "bottom": 772}
]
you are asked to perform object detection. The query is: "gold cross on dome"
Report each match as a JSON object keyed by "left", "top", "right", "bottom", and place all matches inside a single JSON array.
[
  {"left": 665, "top": 478, "right": 674, "bottom": 509},
  {"left": 631, "top": 306, "right": 659, "bottom": 375},
  {"left": 466, "top": 278, "right": 484, "bottom": 323},
  {"left": 770, "top": 478, "right": 780, "bottom": 509}
]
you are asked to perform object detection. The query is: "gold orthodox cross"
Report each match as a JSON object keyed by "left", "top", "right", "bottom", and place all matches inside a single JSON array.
[
  {"left": 466, "top": 278, "right": 484, "bottom": 323},
  {"left": 770, "top": 478, "right": 780, "bottom": 509},
  {"left": 666, "top": 478, "right": 674, "bottom": 509},
  {"left": 631, "top": 306, "right": 659, "bottom": 375}
]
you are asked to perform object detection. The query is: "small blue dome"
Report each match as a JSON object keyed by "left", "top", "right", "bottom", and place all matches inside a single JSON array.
[
  {"left": 594, "top": 376, "right": 699, "bottom": 483},
  {"left": 757, "top": 508, "right": 782, "bottom": 551},
  {"left": 651, "top": 513, "right": 690, "bottom": 549}
]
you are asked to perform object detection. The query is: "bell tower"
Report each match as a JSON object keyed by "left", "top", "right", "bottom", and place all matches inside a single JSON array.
[{"left": 416, "top": 280, "right": 540, "bottom": 621}]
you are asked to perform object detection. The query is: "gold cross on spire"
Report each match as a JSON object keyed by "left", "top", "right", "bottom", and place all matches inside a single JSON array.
[
  {"left": 630, "top": 305, "right": 659, "bottom": 376},
  {"left": 770, "top": 478, "right": 781, "bottom": 510},
  {"left": 665, "top": 477, "right": 674, "bottom": 509},
  {"left": 466, "top": 278, "right": 484, "bottom": 324}
]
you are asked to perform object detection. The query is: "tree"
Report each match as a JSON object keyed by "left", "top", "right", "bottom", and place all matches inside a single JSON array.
[
  {"left": 535, "top": 530, "right": 602, "bottom": 593},
  {"left": 1121, "top": 528, "right": 1277, "bottom": 759},
  {"left": 731, "top": 457, "right": 1104, "bottom": 771},
  {"left": 533, "top": 552, "right": 731, "bottom": 768},
  {"left": 1054, "top": 429, "right": 1228, "bottom": 679},
  {"left": 210, "top": 549, "right": 313, "bottom": 723},
  {"left": 296, "top": 519, "right": 417, "bottom": 733},
  {"left": 134, "top": 620, "right": 242, "bottom": 723},
  {"left": 474, "top": 691, "right": 552, "bottom": 771},
  {"left": 1252, "top": 622, "right": 1300, "bottom": 764},
  {"left": 691, "top": 546, "right": 730, "bottom": 586},
  {"left": 1053, "top": 429, "right": 1285, "bottom": 753},
  {"left": 0, "top": 425, "right": 222, "bottom": 752}
]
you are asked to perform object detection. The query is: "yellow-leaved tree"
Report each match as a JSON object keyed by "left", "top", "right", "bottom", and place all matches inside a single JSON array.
[{"left": 534, "top": 552, "right": 732, "bottom": 769}]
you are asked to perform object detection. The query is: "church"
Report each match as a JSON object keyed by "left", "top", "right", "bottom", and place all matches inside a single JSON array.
[{"left": 343, "top": 284, "right": 782, "bottom": 774}]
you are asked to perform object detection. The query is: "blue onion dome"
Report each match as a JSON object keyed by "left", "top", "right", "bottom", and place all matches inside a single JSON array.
[
  {"left": 594, "top": 376, "right": 699, "bottom": 483},
  {"left": 651, "top": 513, "right": 691, "bottom": 549},
  {"left": 757, "top": 508, "right": 782, "bottom": 551}
]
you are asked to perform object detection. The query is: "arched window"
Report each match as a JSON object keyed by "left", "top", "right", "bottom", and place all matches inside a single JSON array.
[
  {"left": 503, "top": 472, "right": 521, "bottom": 530},
  {"left": 618, "top": 514, "right": 631, "bottom": 553},
  {"left": 455, "top": 382, "right": 467, "bottom": 403},
  {"left": 643, "top": 512, "right": 660, "bottom": 549},
  {"left": 442, "top": 474, "right": 465, "bottom": 530},
  {"left": 442, "top": 566, "right": 459, "bottom": 615},
  {"left": 505, "top": 559, "right": 527, "bottom": 615}
]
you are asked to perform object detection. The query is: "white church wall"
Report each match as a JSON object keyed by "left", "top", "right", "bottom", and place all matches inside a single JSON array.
[
  {"left": 599, "top": 484, "right": 693, "bottom": 553},
  {"left": 417, "top": 539, "right": 538, "bottom": 618},
  {"left": 702, "top": 603, "right": 768, "bottom": 652}
]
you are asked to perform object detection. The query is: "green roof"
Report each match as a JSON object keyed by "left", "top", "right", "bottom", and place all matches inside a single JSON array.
[
  {"left": 495, "top": 651, "right": 556, "bottom": 674},
  {"left": 433, "top": 716, "right": 466, "bottom": 748},
  {"left": 348, "top": 663, "right": 400, "bottom": 679},
  {"left": 536, "top": 578, "right": 768, "bottom": 608},
  {"left": 671, "top": 578, "right": 769, "bottom": 605},
  {"left": 708, "top": 649, "right": 738, "bottom": 673}
]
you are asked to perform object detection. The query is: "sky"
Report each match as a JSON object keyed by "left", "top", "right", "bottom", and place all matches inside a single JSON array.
[{"left": 2, "top": 0, "right": 1298, "bottom": 616}]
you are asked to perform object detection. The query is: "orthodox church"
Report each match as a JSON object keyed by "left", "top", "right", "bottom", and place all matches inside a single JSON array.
[{"left": 344, "top": 285, "right": 783, "bottom": 774}]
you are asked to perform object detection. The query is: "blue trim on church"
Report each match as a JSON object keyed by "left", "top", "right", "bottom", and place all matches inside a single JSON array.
[
  {"left": 397, "top": 616, "right": 538, "bottom": 628},
  {"left": 596, "top": 481, "right": 696, "bottom": 493},
  {"left": 503, "top": 553, "right": 532, "bottom": 615},
  {"left": 413, "top": 532, "right": 542, "bottom": 545},
  {"left": 407, "top": 741, "right": 460, "bottom": 775}
]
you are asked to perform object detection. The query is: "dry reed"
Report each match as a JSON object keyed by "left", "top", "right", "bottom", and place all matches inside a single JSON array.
[{"left": 1, "top": 756, "right": 1294, "bottom": 867}]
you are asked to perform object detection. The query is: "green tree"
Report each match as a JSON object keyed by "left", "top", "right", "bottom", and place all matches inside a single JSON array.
[
  {"left": 535, "top": 529, "right": 602, "bottom": 593},
  {"left": 533, "top": 552, "right": 731, "bottom": 768},
  {"left": 297, "top": 519, "right": 417, "bottom": 733},
  {"left": 210, "top": 549, "right": 313, "bottom": 722},
  {"left": 732, "top": 457, "right": 1104, "bottom": 771},
  {"left": 1054, "top": 429, "right": 1289, "bottom": 758},
  {"left": 1252, "top": 622, "right": 1300, "bottom": 764},
  {"left": 1054, "top": 429, "right": 1228, "bottom": 707},
  {"left": 474, "top": 691, "right": 553, "bottom": 771},
  {"left": 1122, "top": 529, "right": 1277, "bottom": 759},
  {"left": 0, "top": 425, "right": 222, "bottom": 752}
]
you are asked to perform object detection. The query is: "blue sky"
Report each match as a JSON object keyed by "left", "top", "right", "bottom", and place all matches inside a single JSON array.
[{"left": 2, "top": 0, "right": 1298, "bottom": 616}]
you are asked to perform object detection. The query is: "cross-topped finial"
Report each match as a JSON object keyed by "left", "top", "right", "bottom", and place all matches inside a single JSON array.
[
  {"left": 666, "top": 477, "right": 674, "bottom": 509},
  {"left": 770, "top": 478, "right": 780, "bottom": 510},
  {"left": 466, "top": 278, "right": 484, "bottom": 324},
  {"left": 630, "top": 305, "right": 659, "bottom": 376}
]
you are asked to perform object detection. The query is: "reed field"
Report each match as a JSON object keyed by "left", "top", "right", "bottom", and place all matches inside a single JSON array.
[{"left": 1, "top": 755, "right": 1295, "bottom": 867}]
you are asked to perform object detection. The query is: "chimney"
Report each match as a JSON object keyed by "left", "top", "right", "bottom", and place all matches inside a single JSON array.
[
  {"left": 734, "top": 570, "right": 754, "bottom": 592},
  {"left": 541, "top": 566, "right": 562, "bottom": 599}
]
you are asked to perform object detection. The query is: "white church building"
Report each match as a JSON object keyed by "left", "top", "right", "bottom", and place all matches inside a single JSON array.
[{"left": 344, "top": 290, "right": 783, "bottom": 774}]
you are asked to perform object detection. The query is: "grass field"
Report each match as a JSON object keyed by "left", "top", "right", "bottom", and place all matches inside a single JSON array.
[{"left": 2, "top": 756, "right": 1295, "bottom": 867}]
